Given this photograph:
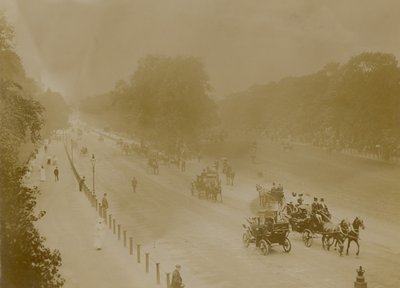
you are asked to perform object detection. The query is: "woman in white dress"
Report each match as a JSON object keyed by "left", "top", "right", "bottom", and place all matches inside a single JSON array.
[
  {"left": 94, "top": 218, "right": 105, "bottom": 250},
  {"left": 40, "top": 165, "right": 46, "bottom": 181}
]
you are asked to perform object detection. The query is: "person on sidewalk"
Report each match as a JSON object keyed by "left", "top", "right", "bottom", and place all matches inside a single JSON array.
[
  {"left": 53, "top": 167, "right": 59, "bottom": 182},
  {"left": 101, "top": 193, "right": 109, "bottom": 211},
  {"left": 40, "top": 165, "right": 46, "bottom": 182},
  {"left": 131, "top": 176, "right": 137, "bottom": 193},
  {"left": 94, "top": 218, "right": 105, "bottom": 250},
  {"left": 79, "top": 176, "right": 85, "bottom": 191},
  {"left": 171, "top": 265, "right": 184, "bottom": 288}
]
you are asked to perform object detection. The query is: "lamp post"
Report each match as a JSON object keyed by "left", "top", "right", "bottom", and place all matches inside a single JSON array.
[{"left": 91, "top": 154, "right": 96, "bottom": 196}]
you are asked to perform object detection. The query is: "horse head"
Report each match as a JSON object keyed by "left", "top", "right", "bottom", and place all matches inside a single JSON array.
[{"left": 353, "top": 217, "right": 365, "bottom": 231}]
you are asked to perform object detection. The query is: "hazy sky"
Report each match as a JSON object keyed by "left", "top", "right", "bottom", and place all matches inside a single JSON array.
[{"left": 2, "top": 0, "right": 400, "bottom": 101}]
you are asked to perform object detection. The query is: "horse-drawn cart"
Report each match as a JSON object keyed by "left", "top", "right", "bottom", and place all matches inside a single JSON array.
[{"left": 191, "top": 171, "right": 222, "bottom": 202}]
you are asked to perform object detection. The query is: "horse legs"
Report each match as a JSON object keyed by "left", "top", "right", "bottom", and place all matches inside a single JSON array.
[
  {"left": 346, "top": 238, "right": 351, "bottom": 255},
  {"left": 355, "top": 240, "right": 360, "bottom": 256}
]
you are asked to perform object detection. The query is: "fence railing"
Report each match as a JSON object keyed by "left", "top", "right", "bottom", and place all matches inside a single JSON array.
[{"left": 63, "top": 140, "right": 172, "bottom": 287}]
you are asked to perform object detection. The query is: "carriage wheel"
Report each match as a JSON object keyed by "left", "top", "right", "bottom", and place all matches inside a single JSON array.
[
  {"left": 259, "top": 240, "right": 270, "bottom": 255},
  {"left": 283, "top": 237, "right": 291, "bottom": 253},
  {"left": 302, "top": 230, "right": 313, "bottom": 247},
  {"left": 242, "top": 232, "right": 250, "bottom": 248}
]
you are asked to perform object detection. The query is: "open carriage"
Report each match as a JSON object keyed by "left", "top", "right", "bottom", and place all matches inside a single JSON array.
[{"left": 191, "top": 171, "right": 222, "bottom": 202}]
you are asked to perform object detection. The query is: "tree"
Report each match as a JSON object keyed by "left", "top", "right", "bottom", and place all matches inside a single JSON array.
[
  {"left": 0, "top": 11, "right": 65, "bottom": 287},
  {"left": 81, "top": 55, "right": 219, "bottom": 149}
]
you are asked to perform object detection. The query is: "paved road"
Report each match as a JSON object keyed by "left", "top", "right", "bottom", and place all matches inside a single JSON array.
[{"left": 71, "top": 129, "right": 400, "bottom": 288}]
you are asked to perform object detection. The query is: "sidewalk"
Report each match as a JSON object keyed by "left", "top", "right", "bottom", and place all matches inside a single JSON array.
[{"left": 27, "top": 140, "right": 159, "bottom": 288}]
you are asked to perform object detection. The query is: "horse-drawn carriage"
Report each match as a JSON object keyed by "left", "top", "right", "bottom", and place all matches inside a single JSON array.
[
  {"left": 256, "top": 184, "right": 285, "bottom": 210},
  {"left": 191, "top": 171, "right": 222, "bottom": 202},
  {"left": 242, "top": 216, "right": 291, "bottom": 255},
  {"left": 147, "top": 156, "right": 159, "bottom": 175},
  {"left": 222, "top": 159, "right": 235, "bottom": 185},
  {"left": 282, "top": 141, "right": 293, "bottom": 151},
  {"left": 80, "top": 146, "right": 88, "bottom": 156}
]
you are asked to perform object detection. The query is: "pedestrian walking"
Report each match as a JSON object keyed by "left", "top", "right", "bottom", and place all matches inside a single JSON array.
[
  {"left": 40, "top": 165, "right": 46, "bottom": 182},
  {"left": 47, "top": 155, "right": 52, "bottom": 165},
  {"left": 171, "top": 265, "right": 184, "bottom": 288},
  {"left": 131, "top": 176, "right": 137, "bottom": 193},
  {"left": 94, "top": 218, "right": 105, "bottom": 250},
  {"left": 79, "top": 176, "right": 85, "bottom": 191},
  {"left": 101, "top": 193, "right": 109, "bottom": 219},
  {"left": 53, "top": 166, "right": 59, "bottom": 181}
]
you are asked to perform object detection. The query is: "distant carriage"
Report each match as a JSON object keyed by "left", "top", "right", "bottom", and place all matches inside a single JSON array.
[
  {"left": 256, "top": 184, "right": 285, "bottom": 210},
  {"left": 80, "top": 146, "right": 88, "bottom": 156},
  {"left": 282, "top": 141, "right": 293, "bottom": 151},
  {"left": 191, "top": 171, "right": 222, "bottom": 202},
  {"left": 147, "top": 157, "right": 159, "bottom": 175}
]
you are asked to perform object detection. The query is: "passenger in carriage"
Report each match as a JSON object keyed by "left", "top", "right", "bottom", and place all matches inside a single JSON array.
[
  {"left": 296, "top": 193, "right": 304, "bottom": 206},
  {"left": 311, "top": 197, "right": 323, "bottom": 224},
  {"left": 277, "top": 183, "right": 283, "bottom": 192},
  {"left": 311, "top": 197, "right": 319, "bottom": 213},
  {"left": 271, "top": 182, "right": 277, "bottom": 192},
  {"left": 320, "top": 198, "right": 331, "bottom": 220},
  {"left": 263, "top": 217, "right": 274, "bottom": 235}
]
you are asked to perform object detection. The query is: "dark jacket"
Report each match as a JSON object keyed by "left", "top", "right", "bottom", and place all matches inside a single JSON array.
[{"left": 171, "top": 269, "right": 183, "bottom": 288}]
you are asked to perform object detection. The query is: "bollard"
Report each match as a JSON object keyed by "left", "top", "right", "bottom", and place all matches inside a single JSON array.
[
  {"left": 166, "top": 273, "right": 171, "bottom": 288},
  {"left": 354, "top": 266, "right": 367, "bottom": 288},
  {"left": 108, "top": 214, "right": 112, "bottom": 229},
  {"left": 145, "top": 253, "right": 149, "bottom": 273},
  {"left": 137, "top": 244, "right": 141, "bottom": 263},
  {"left": 118, "top": 224, "right": 121, "bottom": 240},
  {"left": 123, "top": 231, "right": 127, "bottom": 247},
  {"left": 113, "top": 219, "right": 116, "bottom": 234},
  {"left": 129, "top": 237, "right": 133, "bottom": 255},
  {"left": 156, "top": 263, "right": 160, "bottom": 284}
]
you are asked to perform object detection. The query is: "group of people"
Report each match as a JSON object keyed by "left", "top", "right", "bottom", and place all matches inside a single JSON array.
[
  {"left": 287, "top": 192, "right": 331, "bottom": 227},
  {"left": 39, "top": 140, "right": 60, "bottom": 182},
  {"left": 311, "top": 197, "right": 331, "bottom": 224}
]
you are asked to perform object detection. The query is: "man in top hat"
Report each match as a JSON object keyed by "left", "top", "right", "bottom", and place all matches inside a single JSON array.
[
  {"left": 311, "top": 197, "right": 322, "bottom": 224},
  {"left": 171, "top": 264, "right": 184, "bottom": 288},
  {"left": 319, "top": 198, "right": 331, "bottom": 220}
]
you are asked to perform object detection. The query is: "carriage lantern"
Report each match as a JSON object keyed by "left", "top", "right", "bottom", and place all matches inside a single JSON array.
[{"left": 91, "top": 154, "right": 96, "bottom": 195}]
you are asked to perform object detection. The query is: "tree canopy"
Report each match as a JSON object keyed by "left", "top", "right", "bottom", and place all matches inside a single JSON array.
[
  {"left": 221, "top": 52, "right": 400, "bottom": 152},
  {"left": 81, "top": 55, "right": 218, "bottom": 148}
]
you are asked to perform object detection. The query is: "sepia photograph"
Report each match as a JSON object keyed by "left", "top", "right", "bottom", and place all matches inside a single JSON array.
[{"left": 1, "top": 1, "right": 400, "bottom": 287}]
